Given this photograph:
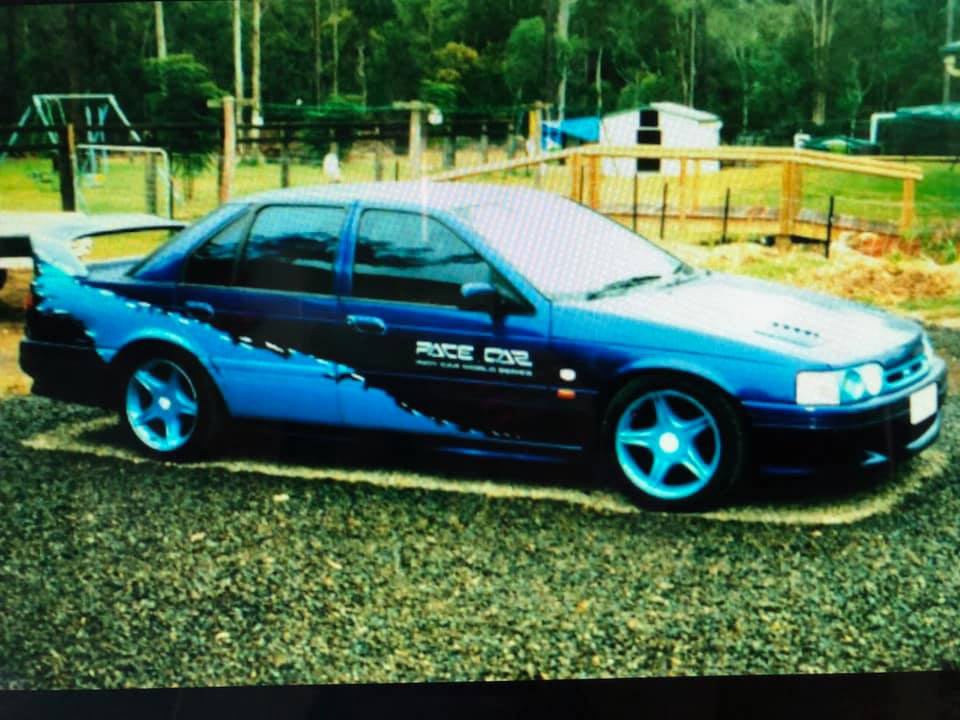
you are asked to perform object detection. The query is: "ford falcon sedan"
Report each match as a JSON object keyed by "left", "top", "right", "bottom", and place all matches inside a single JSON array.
[{"left": 20, "top": 183, "right": 948, "bottom": 510}]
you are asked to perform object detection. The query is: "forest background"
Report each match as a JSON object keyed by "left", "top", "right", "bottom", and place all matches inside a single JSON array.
[{"left": 0, "top": 0, "right": 953, "bottom": 143}]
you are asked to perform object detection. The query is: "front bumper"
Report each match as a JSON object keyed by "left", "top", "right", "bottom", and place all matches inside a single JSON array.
[
  {"left": 743, "top": 358, "right": 948, "bottom": 476},
  {"left": 20, "top": 338, "right": 112, "bottom": 408}
]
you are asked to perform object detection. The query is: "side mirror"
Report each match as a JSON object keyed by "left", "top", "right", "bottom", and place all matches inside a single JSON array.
[{"left": 458, "top": 281, "right": 500, "bottom": 314}]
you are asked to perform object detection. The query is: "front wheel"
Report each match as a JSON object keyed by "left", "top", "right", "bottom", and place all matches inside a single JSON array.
[
  {"left": 119, "top": 350, "right": 222, "bottom": 460},
  {"left": 603, "top": 376, "right": 746, "bottom": 511}
]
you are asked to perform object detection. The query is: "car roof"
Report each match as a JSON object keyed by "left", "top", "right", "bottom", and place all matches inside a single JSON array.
[{"left": 236, "top": 181, "right": 559, "bottom": 211}]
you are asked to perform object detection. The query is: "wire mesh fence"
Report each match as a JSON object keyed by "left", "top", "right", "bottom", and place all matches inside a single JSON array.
[{"left": 2, "top": 127, "right": 958, "bottom": 263}]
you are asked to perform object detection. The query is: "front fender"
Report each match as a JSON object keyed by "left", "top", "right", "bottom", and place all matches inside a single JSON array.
[
  {"left": 613, "top": 356, "right": 739, "bottom": 398},
  {"left": 611, "top": 352, "right": 799, "bottom": 406}
]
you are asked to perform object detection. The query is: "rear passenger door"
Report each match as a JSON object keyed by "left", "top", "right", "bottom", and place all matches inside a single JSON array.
[{"left": 176, "top": 204, "right": 346, "bottom": 425}]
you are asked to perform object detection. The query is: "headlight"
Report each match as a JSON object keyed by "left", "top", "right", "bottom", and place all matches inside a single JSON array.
[{"left": 796, "top": 363, "right": 884, "bottom": 406}]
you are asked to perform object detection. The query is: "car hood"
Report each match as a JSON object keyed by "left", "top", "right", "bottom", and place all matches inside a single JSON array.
[{"left": 554, "top": 271, "right": 921, "bottom": 368}]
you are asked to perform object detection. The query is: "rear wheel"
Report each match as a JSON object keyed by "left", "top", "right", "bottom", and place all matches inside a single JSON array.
[
  {"left": 118, "top": 349, "right": 221, "bottom": 460},
  {"left": 603, "top": 376, "right": 745, "bottom": 510}
]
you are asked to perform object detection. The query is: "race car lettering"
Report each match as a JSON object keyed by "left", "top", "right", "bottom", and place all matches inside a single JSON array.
[
  {"left": 415, "top": 340, "right": 534, "bottom": 376},
  {"left": 415, "top": 340, "right": 474, "bottom": 362},
  {"left": 484, "top": 347, "right": 533, "bottom": 368}
]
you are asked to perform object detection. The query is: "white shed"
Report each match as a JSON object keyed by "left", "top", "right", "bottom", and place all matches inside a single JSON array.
[{"left": 600, "top": 102, "right": 723, "bottom": 177}]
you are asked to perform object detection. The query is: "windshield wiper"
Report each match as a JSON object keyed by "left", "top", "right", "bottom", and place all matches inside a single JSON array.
[{"left": 585, "top": 274, "right": 663, "bottom": 300}]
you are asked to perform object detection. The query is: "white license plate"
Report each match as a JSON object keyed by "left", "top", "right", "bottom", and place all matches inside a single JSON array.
[{"left": 909, "top": 384, "right": 938, "bottom": 425}]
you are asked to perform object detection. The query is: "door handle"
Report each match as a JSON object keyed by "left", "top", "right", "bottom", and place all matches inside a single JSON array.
[
  {"left": 183, "top": 300, "right": 215, "bottom": 321},
  {"left": 346, "top": 314, "right": 387, "bottom": 335}
]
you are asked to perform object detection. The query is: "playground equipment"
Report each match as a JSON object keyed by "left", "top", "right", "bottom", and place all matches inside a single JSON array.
[{"left": 2, "top": 94, "right": 142, "bottom": 179}]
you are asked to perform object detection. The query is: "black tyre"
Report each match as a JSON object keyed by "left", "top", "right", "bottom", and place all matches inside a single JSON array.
[
  {"left": 117, "top": 347, "right": 222, "bottom": 461},
  {"left": 602, "top": 374, "right": 746, "bottom": 511}
]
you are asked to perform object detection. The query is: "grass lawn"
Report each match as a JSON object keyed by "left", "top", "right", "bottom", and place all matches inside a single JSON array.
[
  {"left": 4, "top": 149, "right": 959, "bottom": 225},
  {"left": 2, "top": 148, "right": 958, "bottom": 323}
]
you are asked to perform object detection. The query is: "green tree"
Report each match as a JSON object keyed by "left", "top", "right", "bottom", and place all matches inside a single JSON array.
[
  {"left": 144, "top": 54, "right": 223, "bottom": 199},
  {"left": 504, "top": 17, "right": 545, "bottom": 103}
]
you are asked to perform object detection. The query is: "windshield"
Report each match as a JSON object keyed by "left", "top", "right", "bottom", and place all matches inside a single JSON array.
[{"left": 456, "top": 196, "right": 687, "bottom": 299}]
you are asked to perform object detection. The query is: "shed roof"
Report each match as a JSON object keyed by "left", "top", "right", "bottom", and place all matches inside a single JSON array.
[{"left": 604, "top": 102, "right": 720, "bottom": 124}]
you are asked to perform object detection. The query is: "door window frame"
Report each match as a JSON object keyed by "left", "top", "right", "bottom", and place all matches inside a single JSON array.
[
  {"left": 179, "top": 203, "right": 347, "bottom": 297},
  {"left": 234, "top": 203, "right": 348, "bottom": 298},
  {"left": 345, "top": 206, "right": 535, "bottom": 314}
]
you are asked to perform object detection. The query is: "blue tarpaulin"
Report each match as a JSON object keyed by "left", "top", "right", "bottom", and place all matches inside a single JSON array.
[{"left": 543, "top": 116, "right": 600, "bottom": 148}]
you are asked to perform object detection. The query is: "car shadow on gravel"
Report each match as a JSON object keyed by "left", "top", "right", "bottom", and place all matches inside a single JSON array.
[
  {"left": 78, "top": 418, "right": 595, "bottom": 486},
  {"left": 64, "top": 415, "right": 934, "bottom": 516}
]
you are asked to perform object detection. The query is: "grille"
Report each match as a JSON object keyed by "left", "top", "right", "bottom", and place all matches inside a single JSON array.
[{"left": 883, "top": 354, "right": 928, "bottom": 393}]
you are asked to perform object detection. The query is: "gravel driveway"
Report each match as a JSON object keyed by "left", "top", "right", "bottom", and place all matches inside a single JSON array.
[{"left": 0, "top": 328, "right": 957, "bottom": 688}]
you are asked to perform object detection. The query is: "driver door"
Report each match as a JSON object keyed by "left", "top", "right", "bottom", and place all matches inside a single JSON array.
[{"left": 331, "top": 208, "right": 572, "bottom": 445}]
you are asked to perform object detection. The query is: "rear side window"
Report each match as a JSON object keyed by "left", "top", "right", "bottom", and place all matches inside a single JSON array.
[
  {"left": 181, "top": 215, "right": 247, "bottom": 286},
  {"left": 352, "top": 210, "right": 491, "bottom": 306},
  {"left": 238, "top": 206, "right": 345, "bottom": 294},
  {"left": 134, "top": 203, "right": 247, "bottom": 279}
]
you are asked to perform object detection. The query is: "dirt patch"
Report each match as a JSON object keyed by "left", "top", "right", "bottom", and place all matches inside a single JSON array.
[
  {"left": 672, "top": 239, "right": 960, "bottom": 309},
  {"left": 0, "top": 270, "right": 31, "bottom": 396}
]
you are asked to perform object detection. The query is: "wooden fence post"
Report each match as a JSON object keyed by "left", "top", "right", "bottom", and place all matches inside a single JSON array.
[
  {"left": 373, "top": 128, "right": 384, "bottom": 181},
  {"left": 409, "top": 107, "right": 423, "bottom": 179},
  {"left": 443, "top": 131, "right": 455, "bottom": 169},
  {"left": 678, "top": 158, "right": 688, "bottom": 221},
  {"left": 659, "top": 182, "right": 668, "bottom": 240},
  {"left": 144, "top": 153, "right": 158, "bottom": 215},
  {"left": 58, "top": 123, "right": 77, "bottom": 212},
  {"left": 218, "top": 96, "right": 236, "bottom": 204},
  {"left": 691, "top": 159, "right": 701, "bottom": 212},
  {"left": 279, "top": 125, "right": 290, "bottom": 188},
  {"left": 570, "top": 152, "right": 581, "bottom": 201},
  {"left": 588, "top": 154, "right": 601, "bottom": 210},
  {"left": 900, "top": 177, "right": 916, "bottom": 236},
  {"left": 480, "top": 122, "right": 489, "bottom": 164},
  {"left": 721, "top": 187, "right": 731, "bottom": 244},
  {"left": 776, "top": 161, "right": 799, "bottom": 249}
]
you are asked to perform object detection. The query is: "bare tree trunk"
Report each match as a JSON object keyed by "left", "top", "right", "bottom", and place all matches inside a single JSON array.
[
  {"left": 314, "top": 0, "right": 322, "bottom": 103},
  {"left": 741, "top": 71, "right": 749, "bottom": 131},
  {"left": 65, "top": 5, "right": 81, "bottom": 100},
  {"left": 5, "top": 7, "right": 20, "bottom": 115},
  {"left": 555, "top": 0, "right": 576, "bottom": 122},
  {"left": 252, "top": 0, "right": 262, "bottom": 123},
  {"left": 689, "top": 4, "right": 696, "bottom": 107},
  {"left": 799, "top": 0, "right": 838, "bottom": 125},
  {"left": 595, "top": 47, "right": 603, "bottom": 116},
  {"left": 154, "top": 1, "right": 167, "bottom": 59},
  {"left": 945, "top": 0, "right": 955, "bottom": 103},
  {"left": 543, "top": 0, "right": 556, "bottom": 106},
  {"left": 330, "top": 0, "right": 339, "bottom": 98},
  {"left": 233, "top": 0, "right": 244, "bottom": 124},
  {"left": 674, "top": 11, "right": 690, "bottom": 106},
  {"left": 251, "top": 0, "right": 263, "bottom": 163},
  {"left": 357, "top": 41, "right": 367, "bottom": 106}
]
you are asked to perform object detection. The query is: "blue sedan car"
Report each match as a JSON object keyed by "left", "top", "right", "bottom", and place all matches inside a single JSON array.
[{"left": 20, "top": 183, "right": 947, "bottom": 509}]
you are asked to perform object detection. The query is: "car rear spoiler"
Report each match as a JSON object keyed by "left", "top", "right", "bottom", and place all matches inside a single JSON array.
[
  {"left": 1, "top": 212, "right": 188, "bottom": 277},
  {"left": 32, "top": 234, "right": 89, "bottom": 277}
]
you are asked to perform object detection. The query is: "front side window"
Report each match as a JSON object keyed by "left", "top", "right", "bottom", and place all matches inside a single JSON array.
[
  {"left": 352, "top": 210, "right": 491, "bottom": 306},
  {"left": 238, "top": 206, "right": 345, "bottom": 294}
]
